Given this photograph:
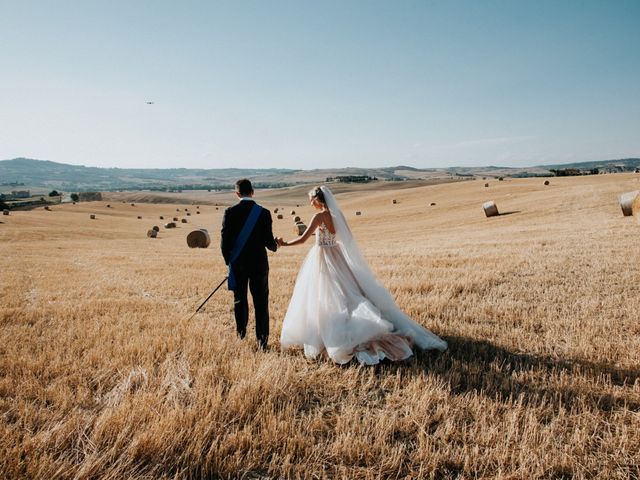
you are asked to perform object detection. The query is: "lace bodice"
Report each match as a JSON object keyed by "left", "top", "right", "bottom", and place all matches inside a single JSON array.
[{"left": 316, "top": 222, "right": 336, "bottom": 247}]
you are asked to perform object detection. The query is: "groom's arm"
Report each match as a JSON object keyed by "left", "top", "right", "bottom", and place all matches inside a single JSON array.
[
  {"left": 221, "top": 208, "right": 232, "bottom": 265},
  {"left": 263, "top": 209, "right": 278, "bottom": 252}
]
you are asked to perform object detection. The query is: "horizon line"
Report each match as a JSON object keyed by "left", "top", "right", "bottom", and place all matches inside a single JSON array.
[{"left": 2, "top": 156, "right": 640, "bottom": 172}]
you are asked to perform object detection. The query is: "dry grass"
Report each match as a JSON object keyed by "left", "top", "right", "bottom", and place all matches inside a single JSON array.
[{"left": 1, "top": 175, "right": 639, "bottom": 479}]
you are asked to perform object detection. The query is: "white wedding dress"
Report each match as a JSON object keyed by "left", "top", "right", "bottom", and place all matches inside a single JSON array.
[{"left": 279, "top": 187, "right": 447, "bottom": 365}]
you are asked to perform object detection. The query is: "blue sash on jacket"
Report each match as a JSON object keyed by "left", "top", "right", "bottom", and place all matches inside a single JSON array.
[{"left": 227, "top": 203, "right": 263, "bottom": 291}]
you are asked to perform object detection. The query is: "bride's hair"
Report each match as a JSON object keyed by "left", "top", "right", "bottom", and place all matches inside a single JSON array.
[{"left": 308, "top": 186, "right": 326, "bottom": 205}]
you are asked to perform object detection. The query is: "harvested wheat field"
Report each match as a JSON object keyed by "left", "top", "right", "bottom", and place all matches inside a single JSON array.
[{"left": 1, "top": 175, "right": 639, "bottom": 479}]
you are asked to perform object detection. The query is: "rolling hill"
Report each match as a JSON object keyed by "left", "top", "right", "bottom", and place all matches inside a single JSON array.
[{"left": 1, "top": 157, "right": 638, "bottom": 192}]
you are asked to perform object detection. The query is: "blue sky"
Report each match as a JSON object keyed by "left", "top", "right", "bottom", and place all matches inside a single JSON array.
[{"left": 1, "top": 0, "right": 638, "bottom": 169}]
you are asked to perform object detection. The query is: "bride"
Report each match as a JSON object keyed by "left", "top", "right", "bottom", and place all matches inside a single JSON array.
[{"left": 276, "top": 186, "right": 447, "bottom": 365}]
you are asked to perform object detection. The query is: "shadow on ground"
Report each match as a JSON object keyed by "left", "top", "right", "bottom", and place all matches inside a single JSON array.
[{"left": 376, "top": 335, "right": 640, "bottom": 412}]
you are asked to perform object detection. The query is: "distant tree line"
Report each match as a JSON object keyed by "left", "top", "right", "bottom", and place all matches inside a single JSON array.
[
  {"left": 511, "top": 172, "right": 554, "bottom": 178},
  {"left": 326, "top": 176, "right": 378, "bottom": 183},
  {"left": 78, "top": 192, "right": 103, "bottom": 201},
  {"left": 385, "top": 176, "right": 407, "bottom": 182},
  {"left": 252, "top": 182, "right": 295, "bottom": 189},
  {"left": 112, "top": 182, "right": 297, "bottom": 192},
  {"left": 550, "top": 168, "right": 599, "bottom": 176}
]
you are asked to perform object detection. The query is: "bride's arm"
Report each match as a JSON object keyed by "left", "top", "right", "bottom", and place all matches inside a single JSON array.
[{"left": 280, "top": 214, "right": 321, "bottom": 247}]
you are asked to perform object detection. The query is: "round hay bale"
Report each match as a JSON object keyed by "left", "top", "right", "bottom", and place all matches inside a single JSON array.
[
  {"left": 185, "top": 208, "right": 189, "bottom": 212},
  {"left": 216, "top": 207, "right": 219, "bottom": 210},
  {"left": 2, "top": 209, "right": 9, "bottom": 216},
  {"left": 44, "top": 206, "right": 50, "bottom": 211},
  {"left": 164, "top": 222, "right": 177, "bottom": 229},
  {"left": 196, "top": 205, "right": 200, "bottom": 209},
  {"left": 430, "top": 202, "right": 436, "bottom": 206},
  {"left": 290, "top": 210, "right": 296, "bottom": 215},
  {"left": 392, "top": 199, "right": 397, "bottom": 204},
  {"left": 293, "top": 216, "right": 301, "bottom": 223},
  {"left": 274, "top": 208, "right": 279, "bottom": 213},
  {"left": 634, "top": 194, "right": 640, "bottom": 217},
  {"left": 186, "top": 229, "right": 211, "bottom": 248},
  {"left": 152, "top": 225, "right": 160, "bottom": 232},
  {"left": 356, "top": 211, "right": 361, "bottom": 216},
  {"left": 72, "top": 202, "right": 76, "bottom": 205},
  {"left": 484, "top": 183, "right": 489, "bottom": 188},
  {"left": 544, "top": 180, "right": 550, "bottom": 186},
  {"left": 159, "top": 216, "right": 164, "bottom": 220},
  {"left": 131, "top": 203, "right": 135, "bottom": 207},
  {"left": 483, "top": 201, "right": 499, "bottom": 217},
  {"left": 173, "top": 217, "right": 179, "bottom": 221},
  {"left": 186, "top": 212, "right": 191, "bottom": 216},
  {"left": 90, "top": 214, "right": 96, "bottom": 219},
  {"left": 106, "top": 204, "right": 111, "bottom": 208},
  {"left": 147, "top": 229, "right": 158, "bottom": 238},
  {"left": 294, "top": 222, "right": 307, "bottom": 235},
  {"left": 176, "top": 208, "right": 180, "bottom": 212},
  {"left": 137, "top": 215, "right": 142, "bottom": 219},
  {"left": 498, "top": 177, "right": 504, "bottom": 181},
  {"left": 181, "top": 218, "right": 188, "bottom": 223},
  {"left": 619, "top": 190, "right": 640, "bottom": 216},
  {"left": 277, "top": 214, "right": 283, "bottom": 219}
]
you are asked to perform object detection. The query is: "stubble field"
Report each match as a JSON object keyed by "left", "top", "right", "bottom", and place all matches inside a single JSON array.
[{"left": 1, "top": 174, "right": 639, "bottom": 479}]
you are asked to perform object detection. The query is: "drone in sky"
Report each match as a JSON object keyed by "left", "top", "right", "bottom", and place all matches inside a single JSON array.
[{"left": 146, "top": 101, "right": 154, "bottom": 105}]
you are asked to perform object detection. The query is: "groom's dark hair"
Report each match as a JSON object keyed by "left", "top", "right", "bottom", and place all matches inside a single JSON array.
[{"left": 235, "top": 179, "right": 254, "bottom": 196}]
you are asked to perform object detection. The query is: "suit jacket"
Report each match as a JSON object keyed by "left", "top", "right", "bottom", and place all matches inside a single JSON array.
[{"left": 221, "top": 199, "right": 278, "bottom": 273}]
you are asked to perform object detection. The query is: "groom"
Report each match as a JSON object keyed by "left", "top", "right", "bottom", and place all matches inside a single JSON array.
[{"left": 221, "top": 179, "right": 278, "bottom": 349}]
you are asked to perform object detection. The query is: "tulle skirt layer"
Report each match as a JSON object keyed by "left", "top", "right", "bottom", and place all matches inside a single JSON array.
[{"left": 280, "top": 245, "right": 447, "bottom": 365}]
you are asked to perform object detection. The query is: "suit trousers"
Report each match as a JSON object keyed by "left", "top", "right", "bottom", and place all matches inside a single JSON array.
[{"left": 233, "top": 269, "right": 269, "bottom": 347}]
